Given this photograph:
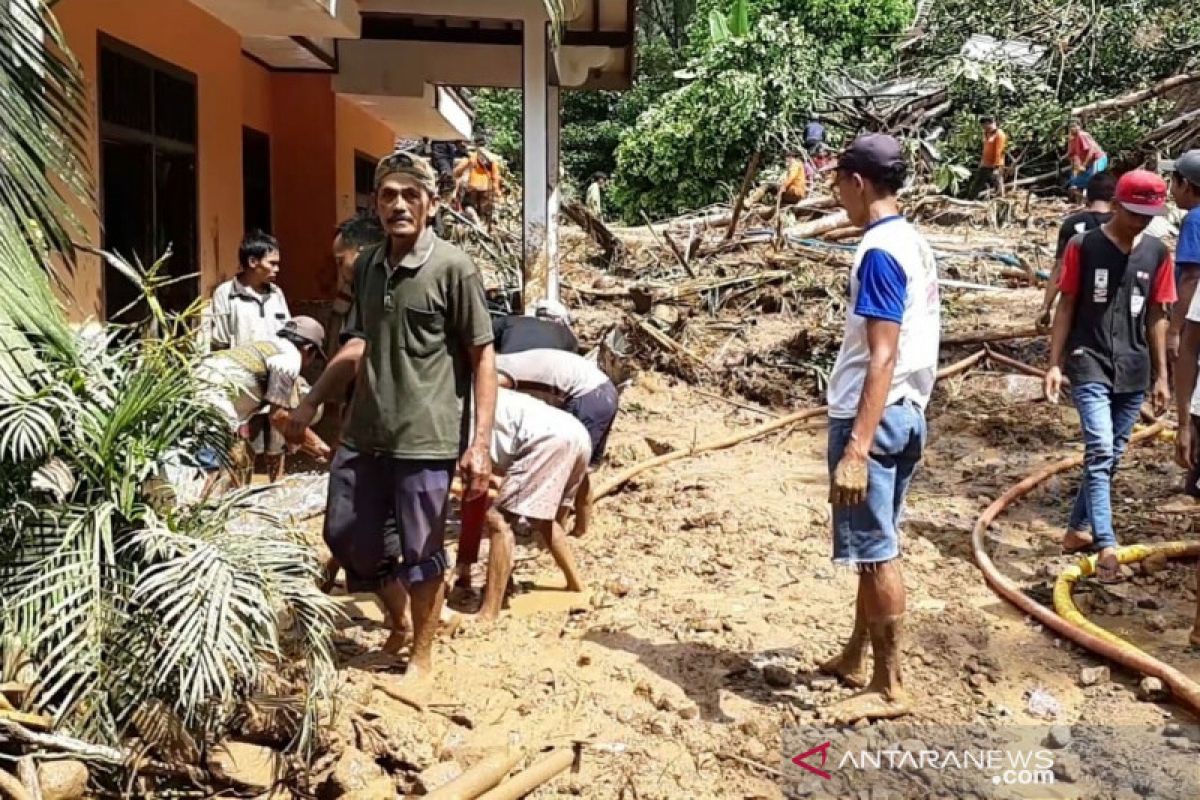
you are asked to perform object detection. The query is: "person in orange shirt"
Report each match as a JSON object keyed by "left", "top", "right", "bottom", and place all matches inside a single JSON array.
[
  {"left": 970, "top": 115, "right": 1008, "bottom": 198},
  {"left": 781, "top": 150, "right": 808, "bottom": 204},
  {"left": 455, "top": 134, "right": 503, "bottom": 227}
]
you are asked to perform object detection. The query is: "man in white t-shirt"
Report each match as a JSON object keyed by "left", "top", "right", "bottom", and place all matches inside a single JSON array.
[
  {"left": 209, "top": 231, "right": 293, "bottom": 479},
  {"left": 470, "top": 388, "right": 592, "bottom": 622},
  {"left": 818, "top": 134, "right": 940, "bottom": 725},
  {"left": 496, "top": 348, "right": 619, "bottom": 466}
]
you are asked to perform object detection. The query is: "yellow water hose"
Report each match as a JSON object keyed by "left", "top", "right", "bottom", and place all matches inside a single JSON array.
[
  {"left": 973, "top": 417, "right": 1200, "bottom": 718},
  {"left": 1054, "top": 542, "right": 1200, "bottom": 648}
]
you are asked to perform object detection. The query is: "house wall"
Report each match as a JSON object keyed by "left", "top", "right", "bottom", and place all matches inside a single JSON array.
[
  {"left": 57, "top": 0, "right": 245, "bottom": 320},
  {"left": 335, "top": 96, "right": 395, "bottom": 221},
  {"left": 54, "top": 0, "right": 406, "bottom": 319}
]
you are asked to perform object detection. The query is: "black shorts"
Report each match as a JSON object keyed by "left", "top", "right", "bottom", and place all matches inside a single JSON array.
[{"left": 323, "top": 447, "right": 455, "bottom": 590}]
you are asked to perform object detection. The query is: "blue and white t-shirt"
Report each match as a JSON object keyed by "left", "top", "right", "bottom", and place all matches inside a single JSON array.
[
  {"left": 826, "top": 216, "right": 941, "bottom": 419},
  {"left": 1179, "top": 207, "right": 1200, "bottom": 270}
]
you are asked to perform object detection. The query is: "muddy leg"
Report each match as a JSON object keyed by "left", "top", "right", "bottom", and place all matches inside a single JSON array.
[
  {"left": 319, "top": 556, "right": 341, "bottom": 594},
  {"left": 819, "top": 579, "right": 869, "bottom": 688},
  {"left": 1191, "top": 563, "right": 1200, "bottom": 647},
  {"left": 377, "top": 580, "right": 410, "bottom": 654},
  {"left": 535, "top": 520, "right": 585, "bottom": 592},
  {"left": 570, "top": 474, "right": 592, "bottom": 538},
  {"left": 827, "top": 560, "right": 911, "bottom": 723},
  {"left": 264, "top": 453, "right": 286, "bottom": 483},
  {"left": 404, "top": 578, "right": 443, "bottom": 681},
  {"left": 479, "top": 510, "right": 515, "bottom": 622}
]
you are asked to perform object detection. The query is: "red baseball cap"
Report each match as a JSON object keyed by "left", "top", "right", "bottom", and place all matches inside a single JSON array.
[{"left": 1114, "top": 169, "right": 1169, "bottom": 216}]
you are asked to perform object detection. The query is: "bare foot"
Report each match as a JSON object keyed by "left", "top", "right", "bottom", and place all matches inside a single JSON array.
[
  {"left": 824, "top": 687, "right": 911, "bottom": 724},
  {"left": 384, "top": 664, "right": 435, "bottom": 711},
  {"left": 819, "top": 652, "right": 869, "bottom": 689},
  {"left": 381, "top": 628, "right": 409, "bottom": 655},
  {"left": 1061, "top": 529, "right": 1094, "bottom": 554}
]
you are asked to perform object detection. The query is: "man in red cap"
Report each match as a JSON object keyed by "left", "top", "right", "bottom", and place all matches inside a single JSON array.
[{"left": 1044, "top": 170, "right": 1175, "bottom": 583}]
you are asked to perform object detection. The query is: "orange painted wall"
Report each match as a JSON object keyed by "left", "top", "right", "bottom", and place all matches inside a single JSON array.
[
  {"left": 242, "top": 57, "right": 274, "bottom": 137},
  {"left": 270, "top": 74, "right": 337, "bottom": 303},
  {"left": 56, "top": 0, "right": 245, "bottom": 320},
  {"left": 334, "top": 96, "right": 396, "bottom": 221}
]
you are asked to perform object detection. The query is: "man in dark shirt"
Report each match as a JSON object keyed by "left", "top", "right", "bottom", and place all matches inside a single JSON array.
[
  {"left": 1038, "top": 171, "right": 1115, "bottom": 330},
  {"left": 288, "top": 152, "right": 496, "bottom": 703},
  {"left": 1044, "top": 170, "right": 1174, "bottom": 583},
  {"left": 491, "top": 300, "right": 579, "bottom": 354}
]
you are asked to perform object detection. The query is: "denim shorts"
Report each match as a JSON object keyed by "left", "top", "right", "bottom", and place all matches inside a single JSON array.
[
  {"left": 565, "top": 380, "right": 619, "bottom": 466},
  {"left": 323, "top": 447, "right": 454, "bottom": 591},
  {"left": 827, "top": 400, "right": 927, "bottom": 567}
]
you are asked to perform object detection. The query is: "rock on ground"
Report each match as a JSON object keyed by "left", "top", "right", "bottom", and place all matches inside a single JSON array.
[{"left": 37, "top": 760, "right": 89, "bottom": 800}]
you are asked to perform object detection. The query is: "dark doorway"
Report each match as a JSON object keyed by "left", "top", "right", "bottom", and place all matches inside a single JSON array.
[
  {"left": 242, "top": 127, "right": 272, "bottom": 235},
  {"left": 99, "top": 38, "right": 198, "bottom": 323},
  {"left": 354, "top": 153, "right": 376, "bottom": 213}
]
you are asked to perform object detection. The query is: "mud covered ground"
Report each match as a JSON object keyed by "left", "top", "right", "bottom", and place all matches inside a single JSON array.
[{"left": 288, "top": 216, "right": 1200, "bottom": 799}]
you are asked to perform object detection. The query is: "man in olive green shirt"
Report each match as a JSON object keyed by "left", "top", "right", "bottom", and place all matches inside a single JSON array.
[{"left": 288, "top": 152, "right": 497, "bottom": 702}]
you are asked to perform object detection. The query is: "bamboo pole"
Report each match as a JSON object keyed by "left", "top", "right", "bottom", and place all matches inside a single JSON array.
[
  {"left": 424, "top": 749, "right": 525, "bottom": 800},
  {"left": 476, "top": 749, "right": 576, "bottom": 800},
  {"left": 592, "top": 349, "right": 988, "bottom": 502}
]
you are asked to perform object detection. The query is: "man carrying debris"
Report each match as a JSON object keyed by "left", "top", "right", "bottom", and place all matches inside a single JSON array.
[
  {"left": 586, "top": 172, "right": 608, "bottom": 220},
  {"left": 286, "top": 152, "right": 497, "bottom": 704},
  {"left": 1037, "top": 170, "right": 1116, "bottom": 330},
  {"left": 819, "top": 133, "right": 940, "bottom": 724},
  {"left": 1046, "top": 170, "right": 1174, "bottom": 583},
  {"left": 1067, "top": 119, "right": 1108, "bottom": 196},
  {"left": 198, "top": 317, "right": 330, "bottom": 490},
  {"left": 456, "top": 134, "right": 503, "bottom": 228},
  {"left": 490, "top": 298, "right": 579, "bottom": 355},
  {"left": 781, "top": 151, "right": 809, "bottom": 204},
  {"left": 971, "top": 115, "right": 1007, "bottom": 198},
  {"left": 496, "top": 347, "right": 619, "bottom": 467},
  {"left": 472, "top": 388, "right": 592, "bottom": 622},
  {"left": 210, "top": 231, "right": 293, "bottom": 481},
  {"left": 1168, "top": 150, "right": 1200, "bottom": 362}
]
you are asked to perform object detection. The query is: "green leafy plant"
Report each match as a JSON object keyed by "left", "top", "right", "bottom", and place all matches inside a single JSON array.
[{"left": 0, "top": 0, "right": 339, "bottom": 770}]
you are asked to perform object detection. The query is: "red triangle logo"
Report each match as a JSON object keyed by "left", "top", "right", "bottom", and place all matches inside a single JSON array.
[{"left": 791, "top": 741, "right": 833, "bottom": 780}]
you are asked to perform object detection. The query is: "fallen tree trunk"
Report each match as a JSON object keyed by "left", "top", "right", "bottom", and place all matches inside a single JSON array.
[
  {"left": 1073, "top": 73, "right": 1200, "bottom": 119},
  {"left": 782, "top": 209, "right": 851, "bottom": 240},
  {"left": 1141, "top": 107, "right": 1200, "bottom": 144},
  {"left": 725, "top": 150, "right": 763, "bottom": 242},
  {"left": 941, "top": 325, "right": 1041, "bottom": 346},
  {"left": 562, "top": 200, "right": 626, "bottom": 266},
  {"left": 593, "top": 349, "right": 987, "bottom": 502}
]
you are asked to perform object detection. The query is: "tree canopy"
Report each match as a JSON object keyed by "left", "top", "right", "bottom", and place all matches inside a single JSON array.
[{"left": 474, "top": 0, "right": 1200, "bottom": 221}]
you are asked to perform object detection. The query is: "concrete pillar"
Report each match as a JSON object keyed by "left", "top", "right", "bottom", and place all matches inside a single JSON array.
[
  {"left": 521, "top": 16, "right": 550, "bottom": 310},
  {"left": 546, "top": 84, "right": 561, "bottom": 303}
]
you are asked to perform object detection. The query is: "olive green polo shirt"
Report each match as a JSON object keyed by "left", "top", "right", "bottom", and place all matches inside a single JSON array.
[{"left": 342, "top": 229, "right": 494, "bottom": 459}]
